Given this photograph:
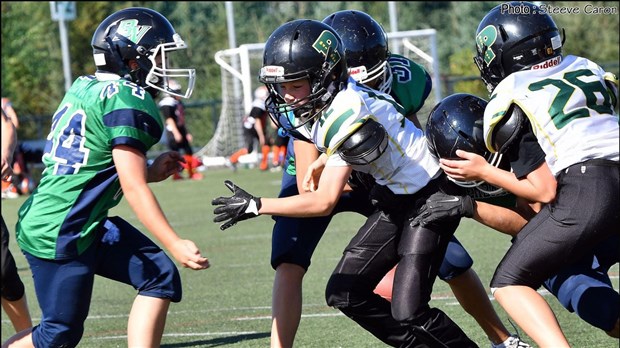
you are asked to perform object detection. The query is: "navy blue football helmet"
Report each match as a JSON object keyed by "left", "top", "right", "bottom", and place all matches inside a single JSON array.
[
  {"left": 426, "top": 93, "right": 505, "bottom": 194},
  {"left": 91, "top": 7, "right": 195, "bottom": 98}
]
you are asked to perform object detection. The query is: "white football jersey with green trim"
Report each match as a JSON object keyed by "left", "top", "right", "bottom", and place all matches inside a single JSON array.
[
  {"left": 484, "top": 55, "right": 619, "bottom": 175},
  {"left": 312, "top": 78, "right": 440, "bottom": 195}
]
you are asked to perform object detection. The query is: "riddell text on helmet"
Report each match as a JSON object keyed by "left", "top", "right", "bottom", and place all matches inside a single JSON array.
[{"left": 531, "top": 56, "right": 562, "bottom": 70}]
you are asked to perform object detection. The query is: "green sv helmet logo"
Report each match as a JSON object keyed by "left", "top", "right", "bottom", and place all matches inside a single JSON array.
[
  {"left": 476, "top": 25, "right": 498, "bottom": 65},
  {"left": 116, "top": 19, "right": 152, "bottom": 44},
  {"left": 312, "top": 30, "right": 342, "bottom": 66}
]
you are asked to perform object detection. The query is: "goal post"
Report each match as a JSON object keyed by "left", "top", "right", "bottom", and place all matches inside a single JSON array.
[{"left": 198, "top": 29, "right": 441, "bottom": 160}]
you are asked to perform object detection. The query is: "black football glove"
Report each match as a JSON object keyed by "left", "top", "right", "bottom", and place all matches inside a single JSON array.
[
  {"left": 212, "top": 180, "right": 262, "bottom": 230},
  {"left": 411, "top": 192, "right": 476, "bottom": 227}
]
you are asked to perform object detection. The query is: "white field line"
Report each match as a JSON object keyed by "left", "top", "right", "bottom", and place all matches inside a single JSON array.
[
  {"left": 3, "top": 283, "right": 615, "bottom": 342},
  {"left": 0, "top": 286, "right": 569, "bottom": 325},
  {"left": 92, "top": 331, "right": 261, "bottom": 340}
]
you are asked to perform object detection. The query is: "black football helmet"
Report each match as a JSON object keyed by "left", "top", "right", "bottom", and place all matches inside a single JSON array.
[
  {"left": 91, "top": 7, "right": 195, "bottom": 98},
  {"left": 426, "top": 93, "right": 504, "bottom": 193},
  {"left": 474, "top": 1, "right": 564, "bottom": 92},
  {"left": 322, "top": 10, "right": 392, "bottom": 93},
  {"left": 258, "top": 19, "right": 348, "bottom": 131}
]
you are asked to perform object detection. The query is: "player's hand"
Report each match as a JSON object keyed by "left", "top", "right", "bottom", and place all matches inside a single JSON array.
[
  {"left": 439, "top": 150, "right": 490, "bottom": 182},
  {"left": 411, "top": 192, "right": 476, "bottom": 227},
  {"left": 302, "top": 153, "right": 327, "bottom": 192},
  {"left": 148, "top": 151, "right": 185, "bottom": 182},
  {"left": 212, "top": 180, "right": 262, "bottom": 230},
  {"left": 1, "top": 156, "right": 13, "bottom": 181},
  {"left": 168, "top": 239, "right": 210, "bottom": 270}
]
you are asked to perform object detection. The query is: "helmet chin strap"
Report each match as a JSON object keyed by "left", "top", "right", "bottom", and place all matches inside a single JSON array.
[
  {"left": 127, "top": 66, "right": 159, "bottom": 97},
  {"left": 378, "top": 66, "right": 392, "bottom": 94}
]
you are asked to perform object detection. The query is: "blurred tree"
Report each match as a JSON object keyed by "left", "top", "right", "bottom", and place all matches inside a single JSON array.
[
  {"left": 2, "top": 2, "right": 64, "bottom": 116},
  {"left": 153, "top": 2, "right": 229, "bottom": 146},
  {"left": 552, "top": 1, "right": 619, "bottom": 74},
  {"left": 448, "top": 48, "right": 488, "bottom": 98}
]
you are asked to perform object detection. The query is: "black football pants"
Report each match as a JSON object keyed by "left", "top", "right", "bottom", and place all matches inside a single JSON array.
[{"left": 325, "top": 208, "right": 477, "bottom": 347}]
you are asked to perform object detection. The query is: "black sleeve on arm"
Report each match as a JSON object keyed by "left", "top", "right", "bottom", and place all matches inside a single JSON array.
[
  {"left": 160, "top": 105, "right": 175, "bottom": 120},
  {"left": 505, "top": 123, "right": 546, "bottom": 179},
  {"left": 248, "top": 106, "right": 264, "bottom": 119}
]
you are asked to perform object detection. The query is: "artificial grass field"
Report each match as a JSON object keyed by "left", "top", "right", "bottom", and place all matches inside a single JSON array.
[{"left": 1, "top": 167, "right": 617, "bottom": 347}]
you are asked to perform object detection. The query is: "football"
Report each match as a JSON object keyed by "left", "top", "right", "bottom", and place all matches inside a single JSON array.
[{"left": 374, "top": 266, "right": 396, "bottom": 302}]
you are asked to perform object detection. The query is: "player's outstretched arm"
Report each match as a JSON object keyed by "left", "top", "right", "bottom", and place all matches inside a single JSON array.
[
  {"left": 294, "top": 140, "right": 321, "bottom": 193},
  {"left": 412, "top": 192, "right": 530, "bottom": 236},
  {"left": 440, "top": 149, "right": 556, "bottom": 203},
  {"left": 113, "top": 145, "right": 209, "bottom": 270},
  {"left": 212, "top": 164, "right": 352, "bottom": 230}
]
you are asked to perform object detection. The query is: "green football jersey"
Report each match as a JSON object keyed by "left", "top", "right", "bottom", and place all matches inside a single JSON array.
[
  {"left": 16, "top": 74, "right": 163, "bottom": 260},
  {"left": 387, "top": 54, "right": 433, "bottom": 117}
]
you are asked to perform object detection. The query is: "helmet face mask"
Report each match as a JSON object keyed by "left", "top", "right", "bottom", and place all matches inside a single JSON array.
[
  {"left": 163, "top": 78, "right": 183, "bottom": 97},
  {"left": 91, "top": 7, "right": 195, "bottom": 98},
  {"left": 425, "top": 93, "right": 505, "bottom": 194},
  {"left": 145, "top": 34, "right": 196, "bottom": 98},
  {"left": 473, "top": 1, "right": 563, "bottom": 93},
  {"left": 322, "top": 10, "right": 391, "bottom": 92},
  {"left": 259, "top": 19, "right": 348, "bottom": 132},
  {"left": 473, "top": 39, "right": 505, "bottom": 93}
]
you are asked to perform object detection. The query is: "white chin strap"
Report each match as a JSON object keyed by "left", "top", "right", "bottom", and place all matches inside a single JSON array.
[
  {"left": 377, "top": 65, "right": 393, "bottom": 94},
  {"left": 349, "top": 61, "right": 390, "bottom": 93}
]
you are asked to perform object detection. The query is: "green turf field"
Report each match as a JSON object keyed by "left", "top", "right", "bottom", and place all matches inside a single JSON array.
[{"left": 1, "top": 167, "right": 617, "bottom": 347}]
